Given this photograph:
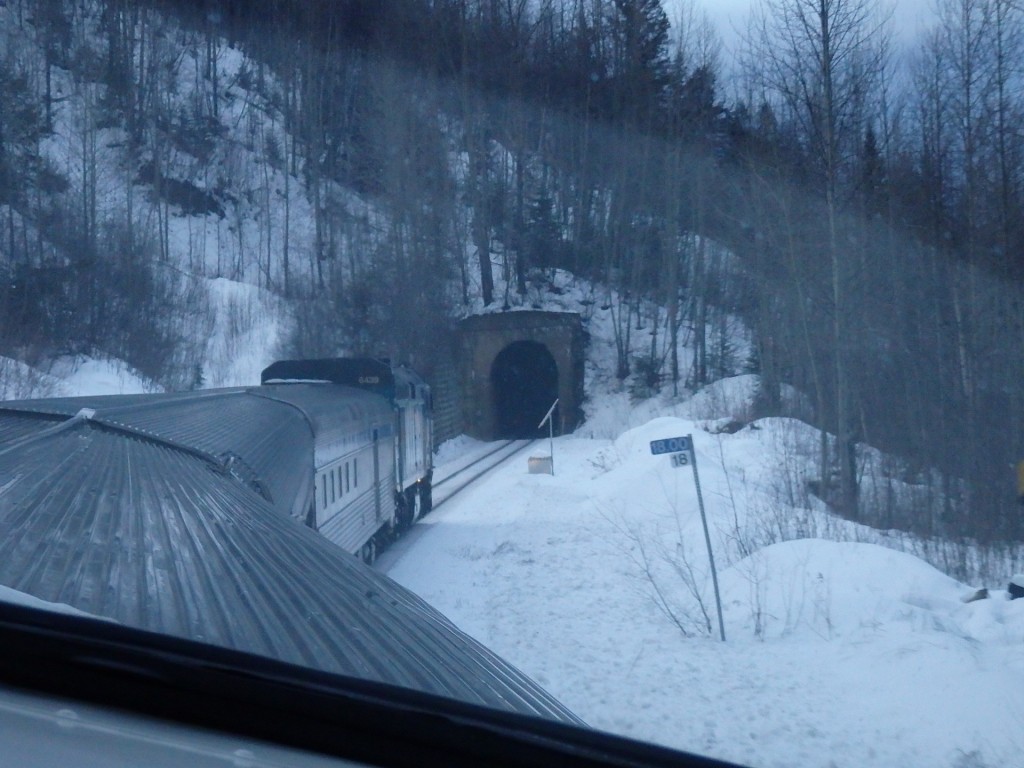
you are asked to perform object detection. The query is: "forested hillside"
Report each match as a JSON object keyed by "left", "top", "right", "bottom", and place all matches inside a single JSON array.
[{"left": 2, "top": 0, "right": 1023, "bottom": 546}]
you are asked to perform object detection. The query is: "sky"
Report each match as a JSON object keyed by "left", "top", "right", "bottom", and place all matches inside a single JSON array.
[{"left": 683, "top": 0, "right": 936, "bottom": 64}]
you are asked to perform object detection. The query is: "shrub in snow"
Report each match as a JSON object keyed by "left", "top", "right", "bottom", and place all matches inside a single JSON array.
[{"left": 1009, "top": 574, "right": 1024, "bottom": 600}]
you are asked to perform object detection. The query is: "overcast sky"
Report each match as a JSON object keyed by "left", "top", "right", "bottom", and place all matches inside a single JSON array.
[{"left": 680, "top": 0, "right": 936, "bottom": 62}]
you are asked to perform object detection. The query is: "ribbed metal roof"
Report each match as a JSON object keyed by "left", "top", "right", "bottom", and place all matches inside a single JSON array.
[
  {"left": 0, "top": 408, "right": 60, "bottom": 445},
  {"left": 2, "top": 385, "right": 393, "bottom": 522},
  {"left": 0, "top": 394, "right": 581, "bottom": 723}
]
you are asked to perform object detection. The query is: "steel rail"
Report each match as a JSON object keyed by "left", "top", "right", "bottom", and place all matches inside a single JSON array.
[
  {"left": 430, "top": 439, "right": 537, "bottom": 511},
  {"left": 433, "top": 440, "right": 521, "bottom": 488}
]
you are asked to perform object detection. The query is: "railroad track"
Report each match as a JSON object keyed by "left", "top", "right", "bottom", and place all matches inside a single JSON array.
[
  {"left": 430, "top": 439, "right": 536, "bottom": 511},
  {"left": 374, "top": 439, "right": 537, "bottom": 573}
]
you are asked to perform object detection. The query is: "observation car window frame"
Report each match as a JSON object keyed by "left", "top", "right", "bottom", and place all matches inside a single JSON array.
[{"left": 0, "top": 602, "right": 728, "bottom": 768}]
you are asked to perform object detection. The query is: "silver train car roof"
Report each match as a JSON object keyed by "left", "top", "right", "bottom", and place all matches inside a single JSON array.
[
  {"left": 0, "top": 384, "right": 393, "bottom": 522},
  {"left": 0, "top": 388, "right": 579, "bottom": 724}
]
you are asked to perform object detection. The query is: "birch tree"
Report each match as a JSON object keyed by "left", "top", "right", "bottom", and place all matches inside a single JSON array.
[{"left": 745, "top": 0, "right": 891, "bottom": 517}]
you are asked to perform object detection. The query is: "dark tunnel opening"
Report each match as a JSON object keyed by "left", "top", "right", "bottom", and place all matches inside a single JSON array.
[{"left": 490, "top": 341, "right": 559, "bottom": 439}]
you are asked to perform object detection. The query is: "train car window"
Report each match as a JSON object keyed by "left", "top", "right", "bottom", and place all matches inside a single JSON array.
[
  {"left": 345, "top": 463, "right": 350, "bottom": 493},
  {"left": 337, "top": 466, "right": 343, "bottom": 496},
  {"left": 353, "top": 458, "right": 358, "bottom": 488},
  {"left": 321, "top": 475, "right": 327, "bottom": 511},
  {"left": 330, "top": 470, "right": 336, "bottom": 503}
]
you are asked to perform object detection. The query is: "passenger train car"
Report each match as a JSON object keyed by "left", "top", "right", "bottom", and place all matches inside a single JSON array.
[
  {"left": 261, "top": 357, "right": 433, "bottom": 562},
  {"left": 0, "top": 359, "right": 737, "bottom": 767},
  {"left": 0, "top": 358, "right": 580, "bottom": 713}
]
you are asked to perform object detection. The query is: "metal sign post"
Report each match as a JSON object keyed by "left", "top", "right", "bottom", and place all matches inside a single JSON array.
[
  {"left": 649, "top": 434, "right": 726, "bottom": 642},
  {"left": 538, "top": 399, "right": 559, "bottom": 476}
]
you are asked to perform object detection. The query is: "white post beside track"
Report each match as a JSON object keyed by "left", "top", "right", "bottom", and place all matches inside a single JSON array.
[{"left": 537, "top": 399, "right": 559, "bottom": 476}]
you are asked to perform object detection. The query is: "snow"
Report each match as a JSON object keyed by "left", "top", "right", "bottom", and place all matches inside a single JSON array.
[
  {"left": 385, "top": 416, "right": 1024, "bottom": 768},
  {"left": 0, "top": 357, "right": 69, "bottom": 400},
  {"left": 0, "top": 5, "right": 1018, "bottom": 759},
  {"left": 0, "top": 276, "right": 282, "bottom": 399},
  {"left": 47, "top": 356, "right": 161, "bottom": 396},
  {"left": 430, "top": 435, "right": 504, "bottom": 484},
  {"left": 0, "top": 585, "right": 109, "bottom": 621},
  {"left": 200, "top": 277, "right": 286, "bottom": 388},
  {"left": 0, "top": 355, "right": 158, "bottom": 399}
]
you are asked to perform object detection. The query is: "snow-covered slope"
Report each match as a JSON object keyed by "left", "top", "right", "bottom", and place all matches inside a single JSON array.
[
  {"left": 378, "top": 315, "right": 1024, "bottom": 768},
  {"left": 0, "top": 354, "right": 159, "bottom": 398},
  {"left": 383, "top": 415, "right": 1024, "bottom": 768}
]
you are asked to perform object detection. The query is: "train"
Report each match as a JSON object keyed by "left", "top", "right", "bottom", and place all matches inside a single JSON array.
[
  {"left": 0, "top": 357, "right": 434, "bottom": 566},
  {"left": 0, "top": 358, "right": 744, "bottom": 766},
  {"left": 260, "top": 357, "right": 435, "bottom": 562},
  {"left": 0, "top": 358, "right": 591, "bottom": 718}
]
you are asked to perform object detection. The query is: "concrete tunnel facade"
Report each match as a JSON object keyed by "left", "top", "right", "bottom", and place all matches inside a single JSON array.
[{"left": 459, "top": 311, "right": 585, "bottom": 440}]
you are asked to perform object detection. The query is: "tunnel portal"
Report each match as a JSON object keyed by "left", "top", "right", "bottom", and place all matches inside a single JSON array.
[
  {"left": 458, "top": 311, "right": 583, "bottom": 441},
  {"left": 490, "top": 341, "right": 559, "bottom": 438}
]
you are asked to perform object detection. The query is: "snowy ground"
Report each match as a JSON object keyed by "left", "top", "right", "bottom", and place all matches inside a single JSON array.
[
  {"left": 384, "top": 405, "right": 1024, "bottom": 768},
  {"left": 6, "top": 269, "right": 1024, "bottom": 767},
  {"left": 377, "top": 269, "right": 1024, "bottom": 767},
  {"left": 0, "top": 354, "right": 158, "bottom": 399}
]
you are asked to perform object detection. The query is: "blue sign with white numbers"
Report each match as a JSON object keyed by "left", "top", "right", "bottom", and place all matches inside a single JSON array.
[{"left": 649, "top": 436, "right": 692, "bottom": 455}]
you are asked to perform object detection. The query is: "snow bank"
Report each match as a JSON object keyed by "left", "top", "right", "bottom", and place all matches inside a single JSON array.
[
  {"left": 386, "top": 419, "right": 1024, "bottom": 768},
  {"left": 48, "top": 356, "right": 160, "bottom": 396},
  {"left": 0, "top": 355, "right": 158, "bottom": 399},
  {"left": 201, "top": 277, "right": 286, "bottom": 387},
  {"left": 719, "top": 539, "right": 974, "bottom": 641},
  {"left": 0, "top": 357, "right": 69, "bottom": 400}
]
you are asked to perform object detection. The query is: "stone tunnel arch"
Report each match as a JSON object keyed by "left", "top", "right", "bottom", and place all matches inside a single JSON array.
[
  {"left": 459, "top": 311, "right": 584, "bottom": 441},
  {"left": 490, "top": 341, "right": 559, "bottom": 438}
]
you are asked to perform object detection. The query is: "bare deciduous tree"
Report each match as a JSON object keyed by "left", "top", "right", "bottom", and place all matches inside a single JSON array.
[{"left": 744, "top": 0, "right": 891, "bottom": 517}]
